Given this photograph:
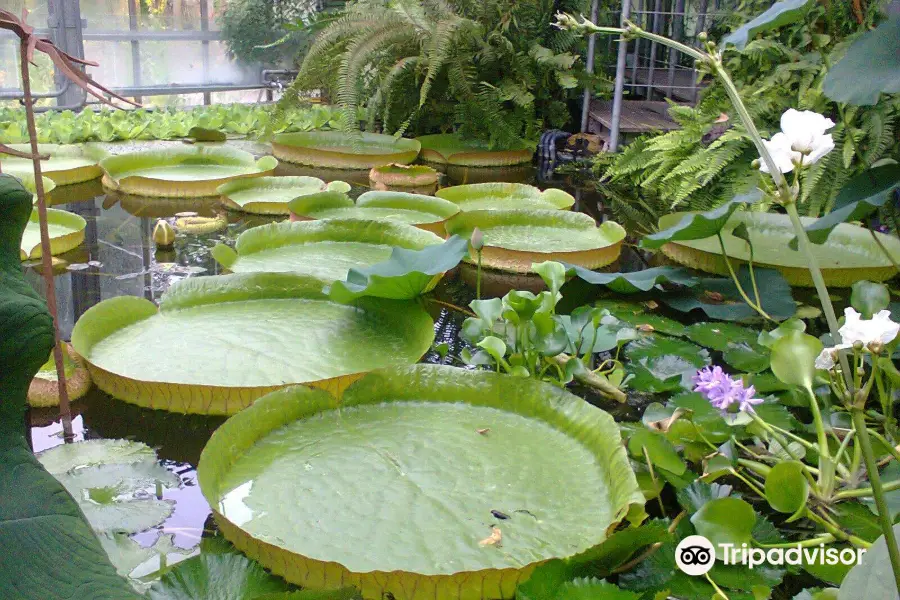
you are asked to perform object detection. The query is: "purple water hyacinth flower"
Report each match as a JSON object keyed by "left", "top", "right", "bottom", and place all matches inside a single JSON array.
[{"left": 692, "top": 366, "right": 763, "bottom": 418}]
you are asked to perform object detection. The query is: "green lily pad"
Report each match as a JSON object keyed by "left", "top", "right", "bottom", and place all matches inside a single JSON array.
[
  {"left": 38, "top": 439, "right": 179, "bottom": 534},
  {"left": 445, "top": 209, "right": 626, "bottom": 273},
  {"left": 686, "top": 322, "right": 770, "bottom": 372},
  {"left": 289, "top": 190, "right": 459, "bottom": 235},
  {"left": 20, "top": 206, "right": 86, "bottom": 260},
  {"left": 838, "top": 524, "right": 900, "bottom": 598},
  {"left": 658, "top": 210, "right": 900, "bottom": 287},
  {"left": 328, "top": 234, "right": 469, "bottom": 302},
  {"left": 272, "top": 131, "right": 420, "bottom": 169},
  {"left": 640, "top": 191, "right": 761, "bottom": 250},
  {"left": 217, "top": 176, "right": 334, "bottom": 215},
  {"left": 764, "top": 461, "right": 809, "bottom": 514},
  {"left": 435, "top": 183, "right": 574, "bottom": 211},
  {"left": 2, "top": 143, "right": 108, "bottom": 185},
  {"left": 564, "top": 264, "right": 701, "bottom": 294},
  {"left": 416, "top": 133, "right": 534, "bottom": 166},
  {"left": 71, "top": 273, "right": 435, "bottom": 415},
  {"left": 801, "top": 165, "right": 900, "bottom": 244},
  {"left": 211, "top": 218, "right": 443, "bottom": 284},
  {"left": 691, "top": 497, "right": 757, "bottom": 554},
  {"left": 100, "top": 146, "right": 278, "bottom": 197},
  {"left": 594, "top": 300, "right": 687, "bottom": 337},
  {"left": 624, "top": 335, "right": 710, "bottom": 393},
  {"left": 823, "top": 15, "right": 900, "bottom": 105},
  {"left": 198, "top": 365, "right": 644, "bottom": 600}
]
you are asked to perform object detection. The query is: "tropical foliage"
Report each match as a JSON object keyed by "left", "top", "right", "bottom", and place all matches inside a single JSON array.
[{"left": 278, "top": 0, "right": 606, "bottom": 147}]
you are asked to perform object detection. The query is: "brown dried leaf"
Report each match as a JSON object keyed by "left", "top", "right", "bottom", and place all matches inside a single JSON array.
[{"left": 478, "top": 527, "right": 502, "bottom": 546}]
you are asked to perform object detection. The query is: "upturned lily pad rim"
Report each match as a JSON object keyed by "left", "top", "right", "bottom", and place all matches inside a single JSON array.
[
  {"left": 272, "top": 131, "right": 421, "bottom": 169},
  {"left": 99, "top": 146, "right": 278, "bottom": 197},
  {"left": 658, "top": 210, "right": 900, "bottom": 287},
  {"left": 216, "top": 175, "right": 328, "bottom": 214},
  {"left": 368, "top": 163, "right": 439, "bottom": 187},
  {"left": 28, "top": 342, "right": 92, "bottom": 408},
  {"left": 2, "top": 143, "right": 108, "bottom": 185},
  {"left": 445, "top": 209, "right": 626, "bottom": 273},
  {"left": 356, "top": 190, "right": 460, "bottom": 221},
  {"left": 416, "top": 133, "right": 535, "bottom": 166},
  {"left": 199, "top": 364, "right": 644, "bottom": 599},
  {"left": 21, "top": 207, "right": 86, "bottom": 260},
  {"left": 436, "top": 182, "right": 575, "bottom": 211},
  {"left": 214, "top": 218, "right": 444, "bottom": 273},
  {"left": 70, "top": 272, "right": 435, "bottom": 415}
]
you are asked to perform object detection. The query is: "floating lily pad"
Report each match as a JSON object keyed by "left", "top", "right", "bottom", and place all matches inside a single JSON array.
[
  {"left": 290, "top": 190, "right": 459, "bottom": 235},
  {"left": 38, "top": 439, "right": 179, "bottom": 535},
  {"left": 100, "top": 146, "right": 278, "bottom": 198},
  {"left": 565, "top": 264, "right": 701, "bottom": 294},
  {"left": 624, "top": 335, "right": 710, "bottom": 393},
  {"left": 436, "top": 183, "right": 574, "bottom": 211},
  {"left": 20, "top": 207, "right": 86, "bottom": 260},
  {"left": 686, "top": 322, "right": 770, "bottom": 372},
  {"left": 594, "top": 300, "right": 687, "bottom": 337},
  {"left": 211, "top": 218, "right": 443, "bottom": 284},
  {"left": 445, "top": 209, "right": 625, "bottom": 273},
  {"left": 369, "top": 163, "right": 439, "bottom": 190},
  {"left": 28, "top": 342, "right": 92, "bottom": 407},
  {"left": 199, "top": 365, "right": 644, "bottom": 600},
  {"left": 71, "top": 273, "right": 435, "bottom": 415},
  {"left": 658, "top": 211, "right": 900, "bottom": 287},
  {"left": 417, "top": 133, "right": 534, "bottom": 166},
  {"left": 272, "top": 131, "right": 420, "bottom": 169},
  {"left": 217, "top": 176, "right": 336, "bottom": 215},
  {"left": 2, "top": 143, "right": 108, "bottom": 185}
]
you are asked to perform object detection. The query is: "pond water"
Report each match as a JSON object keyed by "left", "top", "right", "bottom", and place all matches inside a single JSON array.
[{"left": 24, "top": 140, "right": 634, "bottom": 564}]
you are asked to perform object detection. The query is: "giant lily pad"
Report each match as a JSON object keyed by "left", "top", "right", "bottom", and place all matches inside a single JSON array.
[
  {"left": 417, "top": 133, "right": 534, "bottom": 166},
  {"left": 28, "top": 342, "right": 92, "bottom": 407},
  {"left": 20, "top": 207, "right": 86, "bottom": 260},
  {"left": 657, "top": 211, "right": 900, "bottom": 287},
  {"left": 70, "top": 273, "right": 435, "bottom": 415},
  {"left": 217, "top": 176, "right": 342, "bottom": 215},
  {"left": 2, "top": 143, "right": 108, "bottom": 185},
  {"left": 436, "top": 183, "right": 575, "bottom": 211},
  {"left": 445, "top": 209, "right": 626, "bottom": 273},
  {"left": 199, "top": 365, "right": 644, "bottom": 600},
  {"left": 100, "top": 146, "right": 278, "bottom": 198},
  {"left": 289, "top": 190, "right": 459, "bottom": 235},
  {"left": 272, "top": 131, "right": 420, "bottom": 169},
  {"left": 369, "top": 163, "right": 439, "bottom": 191},
  {"left": 211, "top": 218, "right": 444, "bottom": 284}
]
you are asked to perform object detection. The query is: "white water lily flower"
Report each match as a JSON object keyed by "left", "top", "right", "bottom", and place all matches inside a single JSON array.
[
  {"left": 839, "top": 307, "right": 900, "bottom": 348},
  {"left": 759, "top": 109, "right": 835, "bottom": 174},
  {"left": 814, "top": 344, "right": 850, "bottom": 371}
]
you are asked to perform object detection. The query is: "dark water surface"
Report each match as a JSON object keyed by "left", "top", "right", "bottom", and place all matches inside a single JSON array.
[{"left": 25, "top": 142, "right": 623, "bottom": 561}]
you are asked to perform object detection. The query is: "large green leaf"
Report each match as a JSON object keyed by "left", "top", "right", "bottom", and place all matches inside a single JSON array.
[
  {"left": 436, "top": 183, "right": 574, "bottom": 211},
  {"left": 1, "top": 142, "right": 107, "bottom": 185},
  {"left": 0, "top": 173, "right": 140, "bottom": 598},
  {"left": 328, "top": 234, "right": 469, "bottom": 302},
  {"left": 563, "top": 264, "right": 701, "bottom": 294},
  {"left": 823, "top": 16, "right": 900, "bottom": 105},
  {"left": 764, "top": 461, "right": 809, "bottom": 513},
  {"left": 658, "top": 210, "right": 900, "bottom": 287},
  {"left": 723, "top": 0, "right": 815, "bottom": 50},
  {"left": 639, "top": 191, "right": 761, "bottom": 250},
  {"left": 838, "top": 524, "right": 900, "bottom": 599},
  {"left": 416, "top": 133, "right": 534, "bottom": 166},
  {"left": 70, "top": 273, "right": 435, "bottom": 415},
  {"left": 802, "top": 166, "right": 900, "bottom": 244},
  {"left": 691, "top": 497, "right": 757, "bottom": 555},
  {"left": 289, "top": 190, "right": 457, "bottom": 230},
  {"left": 199, "top": 365, "right": 645, "bottom": 600},
  {"left": 686, "top": 322, "right": 770, "bottom": 372},
  {"left": 770, "top": 331, "right": 822, "bottom": 390},
  {"left": 20, "top": 206, "right": 86, "bottom": 260},
  {"left": 100, "top": 145, "right": 277, "bottom": 197},
  {"left": 624, "top": 335, "right": 710, "bottom": 392},
  {"left": 217, "top": 175, "right": 331, "bottom": 214},
  {"left": 272, "top": 131, "right": 420, "bottom": 169},
  {"left": 212, "top": 218, "right": 443, "bottom": 284},
  {"left": 663, "top": 266, "right": 797, "bottom": 321}
]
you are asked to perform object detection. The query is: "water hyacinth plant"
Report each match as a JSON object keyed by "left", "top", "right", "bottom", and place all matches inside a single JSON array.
[
  {"left": 693, "top": 366, "right": 763, "bottom": 423},
  {"left": 558, "top": 8, "right": 900, "bottom": 593}
]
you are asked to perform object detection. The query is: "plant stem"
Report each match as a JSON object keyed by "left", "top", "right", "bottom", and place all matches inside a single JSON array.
[
  {"left": 850, "top": 408, "right": 900, "bottom": 591},
  {"left": 869, "top": 228, "right": 900, "bottom": 275},
  {"left": 835, "top": 477, "right": 900, "bottom": 499},
  {"left": 803, "top": 386, "right": 835, "bottom": 495},
  {"left": 475, "top": 248, "right": 482, "bottom": 300},
  {"left": 716, "top": 233, "right": 771, "bottom": 320},
  {"left": 757, "top": 534, "right": 836, "bottom": 549}
]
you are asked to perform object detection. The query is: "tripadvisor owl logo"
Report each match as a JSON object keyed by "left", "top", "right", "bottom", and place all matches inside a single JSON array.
[{"left": 675, "top": 534, "right": 866, "bottom": 576}]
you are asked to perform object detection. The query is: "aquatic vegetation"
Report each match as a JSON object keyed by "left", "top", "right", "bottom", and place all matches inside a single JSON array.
[
  {"left": 199, "top": 365, "right": 643, "bottom": 600},
  {"left": 217, "top": 175, "right": 344, "bottom": 215},
  {"left": 71, "top": 273, "right": 435, "bottom": 415},
  {"left": 20, "top": 206, "right": 85, "bottom": 260},
  {"left": 27, "top": 342, "right": 91, "bottom": 407},
  {"left": 417, "top": 133, "right": 534, "bottom": 166},
  {"left": 436, "top": 182, "right": 575, "bottom": 211},
  {"left": 1, "top": 143, "right": 107, "bottom": 185},
  {"left": 271, "top": 131, "right": 420, "bottom": 169},
  {"left": 368, "top": 163, "right": 438, "bottom": 192},
  {"left": 100, "top": 146, "right": 278, "bottom": 198}
]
